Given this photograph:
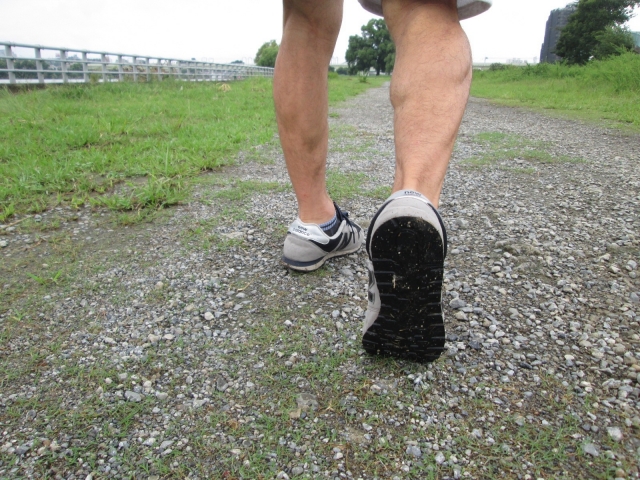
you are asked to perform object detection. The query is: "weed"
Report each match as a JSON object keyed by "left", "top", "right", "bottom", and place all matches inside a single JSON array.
[
  {"left": 1, "top": 202, "right": 15, "bottom": 222},
  {"left": 27, "top": 268, "right": 63, "bottom": 286}
]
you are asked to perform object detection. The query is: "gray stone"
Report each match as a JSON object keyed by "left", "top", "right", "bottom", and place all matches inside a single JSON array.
[
  {"left": 583, "top": 443, "right": 599, "bottom": 457},
  {"left": 216, "top": 377, "right": 229, "bottom": 392},
  {"left": 607, "top": 427, "right": 623, "bottom": 442},
  {"left": 296, "top": 393, "right": 319, "bottom": 411},
  {"left": 406, "top": 445, "right": 422, "bottom": 458},
  {"left": 125, "top": 391, "right": 142, "bottom": 402},
  {"left": 159, "top": 440, "right": 174, "bottom": 450},
  {"left": 15, "top": 444, "right": 31, "bottom": 455},
  {"left": 449, "top": 298, "right": 466, "bottom": 309}
]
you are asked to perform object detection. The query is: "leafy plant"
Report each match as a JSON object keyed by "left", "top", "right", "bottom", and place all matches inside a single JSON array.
[{"left": 27, "top": 269, "right": 63, "bottom": 286}]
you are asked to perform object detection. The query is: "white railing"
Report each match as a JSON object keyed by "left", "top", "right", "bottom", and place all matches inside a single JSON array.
[{"left": 0, "top": 41, "right": 273, "bottom": 85}]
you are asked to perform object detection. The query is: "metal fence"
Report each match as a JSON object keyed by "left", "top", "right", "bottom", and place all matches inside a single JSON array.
[{"left": 0, "top": 41, "right": 274, "bottom": 85}]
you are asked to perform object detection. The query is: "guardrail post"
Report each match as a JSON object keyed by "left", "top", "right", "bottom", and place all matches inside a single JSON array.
[
  {"left": 101, "top": 54, "right": 107, "bottom": 83},
  {"left": 117, "top": 55, "right": 123, "bottom": 82},
  {"left": 60, "top": 49, "right": 68, "bottom": 83},
  {"left": 0, "top": 42, "right": 273, "bottom": 85},
  {"left": 82, "top": 52, "right": 89, "bottom": 83},
  {"left": 35, "top": 47, "right": 44, "bottom": 84},
  {"left": 5, "top": 45, "right": 16, "bottom": 84}
]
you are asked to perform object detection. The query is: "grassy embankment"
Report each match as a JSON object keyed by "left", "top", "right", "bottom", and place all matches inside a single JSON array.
[
  {"left": 471, "top": 52, "right": 640, "bottom": 130},
  {"left": 0, "top": 75, "right": 389, "bottom": 223}
]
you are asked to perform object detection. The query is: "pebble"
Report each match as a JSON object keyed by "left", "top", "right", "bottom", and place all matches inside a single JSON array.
[
  {"left": 296, "top": 393, "right": 319, "bottom": 411},
  {"left": 449, "top": 298, "right": 466, "bottom": 309},
  {"left": 583, "top": 443, "right": 599, "bottom": 457},
  {"left": 406, "top": 445, "right": 422, "bottom": 458},
  {"left": 216, "top": 378, "right": 229, "bottom": 392},
  {"left": 124, "top": 391, "right": 142, "bottom": 402},
  {"left": 607, "top": 427, "right": 623, "bottom": 442}
]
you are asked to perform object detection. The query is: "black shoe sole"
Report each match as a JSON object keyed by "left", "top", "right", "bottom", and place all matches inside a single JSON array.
[{"left": 362, "top": 216, "right": 445, "bottom": 363}]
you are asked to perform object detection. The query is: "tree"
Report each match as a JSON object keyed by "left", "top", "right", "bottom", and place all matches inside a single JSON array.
[
  {"left": 555, "top": 0, "right": 640, "bottom": 64},
  {"left": 254, "top": 40, "right": 279, "bottom": 68},
  {"left": 345, "top": 19, "right": 395, "bottom": 75},
  {"left": 592, "top": 25, "right": 636, "bottom": 59}
]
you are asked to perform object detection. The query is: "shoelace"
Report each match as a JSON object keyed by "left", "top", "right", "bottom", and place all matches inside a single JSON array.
[{"left": 334, "top": 202, "right": 358, "bottom": 244}]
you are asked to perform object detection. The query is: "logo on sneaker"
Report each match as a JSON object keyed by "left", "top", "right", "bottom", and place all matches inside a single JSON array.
[
  {"left": 310, "top": 229, "right": 351, "bottom": 253},
  {"left": 403, "top": 190, "right": 422, "bottom": 197},
  {"left": 292, "top": 226, "right": 310, "bottom": 237}
]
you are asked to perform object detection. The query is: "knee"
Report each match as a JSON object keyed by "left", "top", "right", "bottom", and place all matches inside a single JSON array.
[{"left": 283, "top": 0, "right": 343, "bottom": 42}]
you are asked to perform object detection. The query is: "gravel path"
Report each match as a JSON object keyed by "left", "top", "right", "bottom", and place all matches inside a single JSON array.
[{"left": 1, "top": 84, "right": 639, "bottom": 479}]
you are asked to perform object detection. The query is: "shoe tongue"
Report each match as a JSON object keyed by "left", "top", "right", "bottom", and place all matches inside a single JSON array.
[
  {"left": 333, "top": 202, "right": 346, "bottom": 221},
  {"left": 386, "top": 190, "right": 432, "bottom": 205}
]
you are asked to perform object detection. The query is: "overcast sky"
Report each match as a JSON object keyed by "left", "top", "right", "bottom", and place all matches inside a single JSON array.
[{"left": 1, "top": 0, "right": 639, "bottom": 64}]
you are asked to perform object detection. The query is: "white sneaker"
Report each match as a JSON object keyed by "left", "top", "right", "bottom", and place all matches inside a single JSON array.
[{"left": 282, "top": 203, "right": 363, "bottom": 272}]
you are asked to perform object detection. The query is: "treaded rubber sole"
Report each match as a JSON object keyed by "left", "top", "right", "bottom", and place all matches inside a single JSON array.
[
  {"left": 282, "top": 242, "right": 362, "bottom": 272},
  {"left": 362, "top": 216, "right": 445, "bottom": 363}
]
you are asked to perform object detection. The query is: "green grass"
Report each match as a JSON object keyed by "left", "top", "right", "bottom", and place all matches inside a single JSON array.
[
  {"left": 471, "top": 53, "right": 640, "bottom": 130},
  {"left": 327, "top": 169, "right": 393, "bottom": 202},
  {"left": 462, "top": 131, "right": 586, "bottom": 170},
  {"left": 0, "top": 75, "right": 388, "bottom": 221}
]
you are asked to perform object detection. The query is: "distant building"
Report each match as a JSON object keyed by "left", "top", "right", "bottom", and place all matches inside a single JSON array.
[
  {"left": 540, "top": 5, "right": 577, "bottom": 63},
  {"left": 632, "top": 31, "right": 640, "bottom": 53}
]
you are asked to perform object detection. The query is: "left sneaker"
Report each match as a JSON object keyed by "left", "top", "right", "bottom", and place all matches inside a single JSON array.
[
  {"left": 282, "top": 203, "right": 363, "bottom": 272},
  {"left": 362, "top": 190, "right": 448, "bottom": 363}
]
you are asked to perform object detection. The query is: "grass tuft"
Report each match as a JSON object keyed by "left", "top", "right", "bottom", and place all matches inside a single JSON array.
[{"left": 462, "top": 131, "right": 585, "bottom": 170}]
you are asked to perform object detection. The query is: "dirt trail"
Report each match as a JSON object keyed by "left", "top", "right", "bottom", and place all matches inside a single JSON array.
[{"left": 1, "top": 85, "right": 639, "bottom": 479}]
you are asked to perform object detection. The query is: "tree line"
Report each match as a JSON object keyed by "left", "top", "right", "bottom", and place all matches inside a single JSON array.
[{"left": 556, "top": 0, "right": 640, "bottom": 64}]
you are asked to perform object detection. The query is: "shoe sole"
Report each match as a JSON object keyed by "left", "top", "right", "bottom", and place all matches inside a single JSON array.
[
  {"left": 282, "top": 241, "right": 362, "bottom": 272},
  {"left": 362, "top": 216, "right": 445, "bottom": 362}
]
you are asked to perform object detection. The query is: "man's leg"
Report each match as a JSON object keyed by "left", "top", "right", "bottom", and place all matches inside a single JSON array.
[
  {"left": 384, "top": 0, "right": 472, "bottom": 208},
  {"left": 362, "top": 0, "right": 471, "bottom": 362},
  {"left": 274, "top": 0, "right": 344, "bottom": 224}
]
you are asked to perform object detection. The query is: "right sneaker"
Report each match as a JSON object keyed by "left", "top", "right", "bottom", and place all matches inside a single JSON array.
[
  {"left": 362, "top": 190, "right": 447, "bottom": 363},
  {"left": 282, "top": 202, "right": 363, "bottom": 272}
]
